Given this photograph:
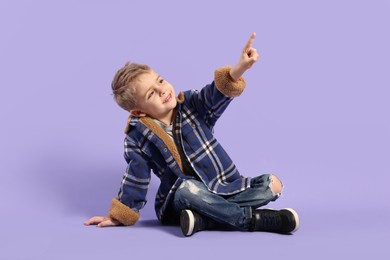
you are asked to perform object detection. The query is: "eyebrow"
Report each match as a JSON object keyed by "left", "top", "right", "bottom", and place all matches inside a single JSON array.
[{"left": 145, "top": 75, "right": 161, "bottom": 100}]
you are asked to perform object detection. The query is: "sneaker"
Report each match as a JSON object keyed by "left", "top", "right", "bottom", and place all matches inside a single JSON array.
[
  {"left": 180, "top": 209, "right": 204, "bottom": 237},
  {"left": 251, "top": 208, "right": 300, "bottom": 234}
]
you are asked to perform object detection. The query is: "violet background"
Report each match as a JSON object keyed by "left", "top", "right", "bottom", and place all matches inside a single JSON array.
[{"left": 1, "top": 0, "right": 389, "bottom": 259}]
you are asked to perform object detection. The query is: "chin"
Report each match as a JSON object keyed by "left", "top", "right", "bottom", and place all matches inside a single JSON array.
[{"left": 169, "top": 99, "right": 177, "bottom": 108}]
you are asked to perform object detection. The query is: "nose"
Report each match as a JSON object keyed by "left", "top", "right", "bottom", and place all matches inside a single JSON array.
[{"left": 159, "top": 88, "right": 166, "bottom": 97}]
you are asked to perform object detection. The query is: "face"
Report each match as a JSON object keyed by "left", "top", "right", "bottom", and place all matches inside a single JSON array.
[{"left": 132, "top": 70, "right": 177, "bottom": 124}]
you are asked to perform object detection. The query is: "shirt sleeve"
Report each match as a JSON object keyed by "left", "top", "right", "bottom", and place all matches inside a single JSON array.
[
  {"left": 186, "top": 66, "right": 246, "bottom": 128},
  {"left": 108, "top": 136, "right": 152, "bottom": 225}
]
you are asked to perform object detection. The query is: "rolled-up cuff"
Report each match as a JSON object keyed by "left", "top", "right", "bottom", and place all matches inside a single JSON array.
[
  {"left": 108, "top": 198, "right": 140, "bottom": 226},
  {"left": 214, "top": 66, "right": 246, "bottom": 97}
]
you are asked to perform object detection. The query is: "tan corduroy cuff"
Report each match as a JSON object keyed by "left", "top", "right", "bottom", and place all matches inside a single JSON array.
[
  {"left": 214, "top": 66, "right": 246, "bottom": 97},
  {"left": 108, "top": 198, "right": 140, "bottom": 226}
]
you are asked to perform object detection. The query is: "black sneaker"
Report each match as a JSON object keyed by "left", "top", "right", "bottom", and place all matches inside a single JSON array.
[
  {"left": 251, "top": 208, "right": 300, "bottom": 234},
  {"left": 180, "top": 209, "right": 205, "bottom": 237}
]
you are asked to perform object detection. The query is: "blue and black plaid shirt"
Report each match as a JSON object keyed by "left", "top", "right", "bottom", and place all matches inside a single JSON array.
[{"left": 117, "top": 72, "right": 251, "bottom": 222}]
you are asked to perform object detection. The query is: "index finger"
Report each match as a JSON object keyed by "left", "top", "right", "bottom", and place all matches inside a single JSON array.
[{"left": 244, "top": 32, "right": 256, "bottom": 51}]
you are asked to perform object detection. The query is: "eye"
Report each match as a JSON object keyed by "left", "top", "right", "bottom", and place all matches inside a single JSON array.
[
  {"left": 159, "top": 79, "right": 164, "bottom": 84},
  {"left": 148, "top": 91, "right": 154, "bottom": 99}
]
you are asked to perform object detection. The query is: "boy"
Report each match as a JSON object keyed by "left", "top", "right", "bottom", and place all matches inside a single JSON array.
[{"left": 84, "top": 33, "right": 300, "bottom": 236}]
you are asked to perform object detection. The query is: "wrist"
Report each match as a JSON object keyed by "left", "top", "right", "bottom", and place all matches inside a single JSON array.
[
  {"left": 215, "top": 66, "right": 246, "bottom": 97},
  {"left": 229, "top": 64, "right": 247, "bottom": 81}
]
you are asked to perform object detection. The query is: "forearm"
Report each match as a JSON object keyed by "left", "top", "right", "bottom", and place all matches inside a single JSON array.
[
  {"left": 112, "top": 139, "right": 151, "bottom": 225},
  {"left": 214, "top": 66, "right": 246, "bottom": 97}
]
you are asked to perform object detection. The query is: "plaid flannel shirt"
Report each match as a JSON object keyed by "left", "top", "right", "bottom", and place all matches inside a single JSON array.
[{"left": 109, "top": 66, "right": 252, "bottom": 225}]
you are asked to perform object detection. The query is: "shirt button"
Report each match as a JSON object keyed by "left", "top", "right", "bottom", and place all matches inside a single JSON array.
[
  {"left": 191, "top": 123, "right": 195, "bottom": 128},
  {"left": 164, "top": 148, "right": 168, "bottom": 152}
]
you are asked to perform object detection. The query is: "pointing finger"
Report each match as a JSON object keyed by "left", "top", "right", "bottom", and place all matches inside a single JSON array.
[{"left": 244, "top": 32, "right": 256, "bottom": 52}]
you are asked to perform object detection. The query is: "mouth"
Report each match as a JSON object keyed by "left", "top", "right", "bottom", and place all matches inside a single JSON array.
[{"left": 163, "top": 93, "right": 172, "bottom": 104}]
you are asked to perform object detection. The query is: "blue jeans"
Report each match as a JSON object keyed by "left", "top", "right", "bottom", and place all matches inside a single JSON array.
[{"left": 172, "top": 174, "right": 280, "bottom": 231}]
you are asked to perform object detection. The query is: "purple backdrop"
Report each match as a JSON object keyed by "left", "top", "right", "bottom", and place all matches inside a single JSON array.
[{"left": 1, "top": 0, "right": 389, "bottom": 259}]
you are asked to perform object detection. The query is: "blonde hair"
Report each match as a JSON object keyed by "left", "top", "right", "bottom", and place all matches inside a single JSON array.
[{"left": 111, "top": 62, "right": 151, "bottom": 111}]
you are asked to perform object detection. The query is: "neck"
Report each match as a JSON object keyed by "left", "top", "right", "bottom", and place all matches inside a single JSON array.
[{"left": 156, "top": 110, "right": 175, "bottom": 125}]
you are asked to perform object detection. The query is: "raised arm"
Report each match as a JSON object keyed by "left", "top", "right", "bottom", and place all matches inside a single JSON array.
[{"left": 185, "top": 33, "right": 259, "bottom": 128}]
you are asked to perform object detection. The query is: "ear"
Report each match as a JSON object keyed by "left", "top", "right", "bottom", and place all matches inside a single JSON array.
[{"left": 130, "top": 109, "right": 147, "bottom": 117}]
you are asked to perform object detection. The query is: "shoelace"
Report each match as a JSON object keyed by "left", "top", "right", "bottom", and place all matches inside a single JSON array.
[{"left": 260, "top": 211, "right": 282, "bottom": 230}]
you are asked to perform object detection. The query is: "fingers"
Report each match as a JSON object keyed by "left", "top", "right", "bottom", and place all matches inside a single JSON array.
[
  {"left": 84, "top": 216, "right": 106, "bottom": 225},
  {"left": 97, "top": 219, "right": 119, "bottom": 227},
  {"left": 248, "top": 47, "right": 259, "bottom": 61},
  {"left": 244, "top": 32, "right": 256, "bottom": 52},
  {"left": 243, "top": 47, "right": 259, "bottom": 69},
  {"left": 236, "top": 32, "right": 259, "bottom": 71},
  {"left": 84, "top": 216, "right": 121, "bottom": 228},
  {"left": 84, "top": 216, "right": 110, "bottom": 226}
]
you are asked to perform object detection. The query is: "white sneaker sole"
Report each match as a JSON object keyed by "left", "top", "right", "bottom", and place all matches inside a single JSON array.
[{"left": 183, "top": 210, "right": 195, "bottom": 236}]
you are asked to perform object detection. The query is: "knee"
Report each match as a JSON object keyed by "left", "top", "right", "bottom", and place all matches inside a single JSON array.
[
  {"left": 174, "top": 179, "right": 203, "bottom": 209},
  {"left": 270, "top": 175, "right": 283, "bottom": 195},
  {"left": 176, "top": 179, "right": 201, "bottom": 197}
]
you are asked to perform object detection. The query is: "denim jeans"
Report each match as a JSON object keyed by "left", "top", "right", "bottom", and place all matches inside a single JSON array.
[{"left": 172, "top": 174, "right": 280, "bottom": 231}]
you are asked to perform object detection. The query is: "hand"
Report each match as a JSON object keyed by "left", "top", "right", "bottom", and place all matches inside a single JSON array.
[
  {"left": 84, "top": 216, "right": 121, "bottom": 227},
  {"left": 230, "top": 32, "right": 260, "bottom": 81},
  {"left": 241, "top": 32, "right": 259, "bottom": 69}
]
